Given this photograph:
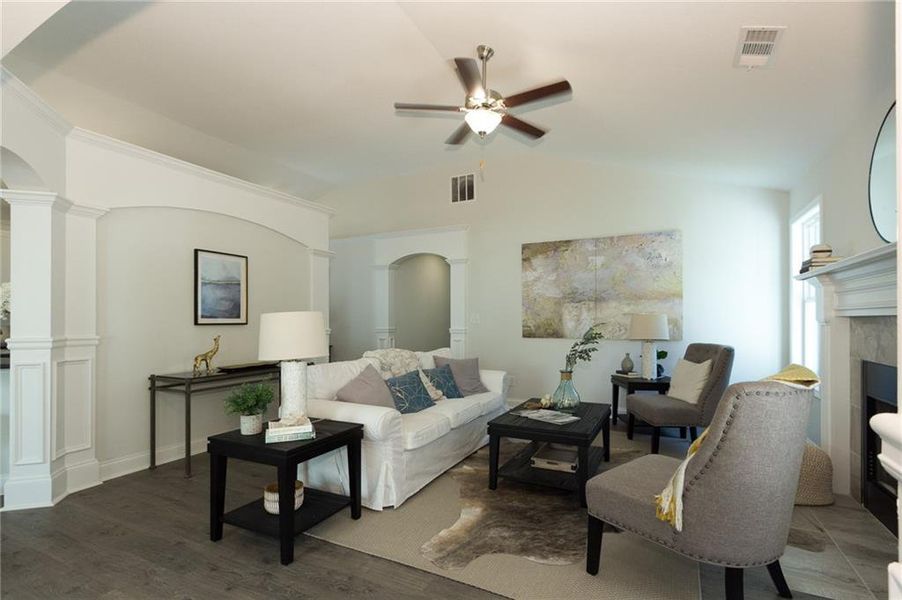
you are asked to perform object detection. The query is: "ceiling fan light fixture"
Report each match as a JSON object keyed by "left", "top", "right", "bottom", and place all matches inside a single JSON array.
[{"left": 465, "top": 108, "right": 502, "bottom": 137}]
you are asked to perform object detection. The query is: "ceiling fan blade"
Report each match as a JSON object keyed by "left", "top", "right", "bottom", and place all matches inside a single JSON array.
[
  {"left": 501, "top": 114, "right": 546, "bottom": 139},
  {"left": 445, "top": 122, "right": 472, "bottom": 145},
  {"left": 394, "top": 102, "right": 462, "bottom": 112},
  {"left": 454, "top": 58, "right": 485, "bottom": 98},
  {"left": 503, "top": 80, "right": 572, "bottom": 109}
]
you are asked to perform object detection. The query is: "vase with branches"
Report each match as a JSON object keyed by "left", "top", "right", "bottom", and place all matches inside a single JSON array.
[{"left": 553, "top": 324, "right": 605, "bottom": 411}]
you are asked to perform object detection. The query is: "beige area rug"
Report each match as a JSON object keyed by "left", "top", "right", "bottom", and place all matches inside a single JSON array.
[{"left": 307, "top": 429, "right": 700, "bottom": 600}]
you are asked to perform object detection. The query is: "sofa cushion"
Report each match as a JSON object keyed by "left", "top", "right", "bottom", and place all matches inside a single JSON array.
[
  {"left": 335, "top": 364, "right": 395, "bottom": 409},
  {"left": 386, "top": 370, "right": 435, "bottom": 414},
  {"left": 424, "top": 364, "right": 463, "bottom": 399},
  {"left": 307, "top": 358, "right": 378, "bottom": 401},
  {"left": 417, "top": 347, "right": 452, "bottom": 370},
  {"left": 628, "top": 393, "right": 701, "bottom": 426},
  {"left": 434, "top": 356, "right": 489, "bottom": 396},
  {"left": 400, "top": 411, "right": 452, "bottom": 450},
  {"left": 468, "top": 390, "right": 505, "bottom": 416},
  {"left": 426, "top": 396, "right": 484, "bottom": 429}
]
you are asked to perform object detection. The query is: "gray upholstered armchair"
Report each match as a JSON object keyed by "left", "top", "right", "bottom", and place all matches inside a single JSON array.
[
  {"left": 587, "top": 381, "right": 813, "bottom": 600},
  {"left": 627, "top": 343, "right": 734, "bottom": 453}
]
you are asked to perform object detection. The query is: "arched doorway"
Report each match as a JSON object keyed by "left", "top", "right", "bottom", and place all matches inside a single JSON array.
[{"left": 391, "top": 253, "right": 450, "bottom": 351}]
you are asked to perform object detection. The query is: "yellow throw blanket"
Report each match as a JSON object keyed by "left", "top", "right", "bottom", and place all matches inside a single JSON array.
[{"left": 654, "top": 364, "right": 820, "bottom": 531}]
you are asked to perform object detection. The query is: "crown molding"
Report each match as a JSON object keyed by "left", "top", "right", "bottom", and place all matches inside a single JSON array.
[
  {"left": 333, "top": 224, "right": 469, "bottom": 241},
  {"left": 0, "top": 67, "right": 72, "bottom": 137},
  {"left": 68, "top": 204, "right": 109, "bottom": 219},
  {"left": 0, "top": 189, "right": 71, "bottom": 212},
  {"left": 68, "top": 127, "right": 335, "bottom": 217}
]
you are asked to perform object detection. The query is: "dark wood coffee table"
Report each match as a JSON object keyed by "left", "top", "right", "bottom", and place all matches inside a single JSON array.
[
  {"left": 487, "top": 401, "right": 611, "bottom": 507},
  {"left": 208, "top": 419, "right": 362, "bottom": 565}
]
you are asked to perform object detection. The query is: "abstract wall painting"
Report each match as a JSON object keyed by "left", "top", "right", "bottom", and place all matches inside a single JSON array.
[
  {"left": 194, "top": 249, "right": 248, "bottom": 325},
  {"left": 522, "top": 230, "right": 682, "bottom": 340}
]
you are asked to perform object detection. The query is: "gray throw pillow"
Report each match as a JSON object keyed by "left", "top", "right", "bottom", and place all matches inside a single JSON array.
[
  {"left": 335, "top": 364, "right": 396, "bottom": 408},
  {"left": 433, "top": 356, "right": 489, "bottom": 396}
]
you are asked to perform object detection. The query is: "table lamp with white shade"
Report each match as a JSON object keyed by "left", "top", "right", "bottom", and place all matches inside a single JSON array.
[
  {"left": 628, "top": 313, "right": 670, "bottom": 379},
  {"left": 258, "top": 311, "right": 328, "bottom": 421}
]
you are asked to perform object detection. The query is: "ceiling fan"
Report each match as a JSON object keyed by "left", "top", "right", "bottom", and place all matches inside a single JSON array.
[{"left": 393, "top": 44, "right": 572, "bottom": 145}]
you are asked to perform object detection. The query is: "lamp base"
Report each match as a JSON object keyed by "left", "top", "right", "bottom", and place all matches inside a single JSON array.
[
  {"left": 279, "top": 360, "right": 308, "bottom": 419},
  {"left": 641, "top": 341, "right": 657, "bottom": 380}
]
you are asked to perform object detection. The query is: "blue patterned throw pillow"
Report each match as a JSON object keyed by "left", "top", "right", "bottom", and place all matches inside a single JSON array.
[
  {"left": 386, "top": 370, "right": 436, "bottom": 414},
  {"left": 424, "top": 364, "right": 463, "bottom": 399}
]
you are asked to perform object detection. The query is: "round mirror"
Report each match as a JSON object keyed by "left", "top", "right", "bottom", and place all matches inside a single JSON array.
[{"left": 868, "top": 103, "right": 897, "bottom": 243}]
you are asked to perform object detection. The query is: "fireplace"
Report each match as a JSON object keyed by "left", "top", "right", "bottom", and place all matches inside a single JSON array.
[{"left": 862, "top": 360, "right": 898, "bottom": 535}]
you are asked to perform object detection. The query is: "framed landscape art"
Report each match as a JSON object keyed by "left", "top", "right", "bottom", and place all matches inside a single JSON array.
[{"left": 194, "top": 249, "right": 248, "bottom": 325}]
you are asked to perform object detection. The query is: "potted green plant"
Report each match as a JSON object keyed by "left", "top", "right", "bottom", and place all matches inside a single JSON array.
[
  {"left": 224, "top": 381, "right": 275, "bottom": 435},
  {"left": 553, "top": 324, "right": 605, "bottom": 411}
]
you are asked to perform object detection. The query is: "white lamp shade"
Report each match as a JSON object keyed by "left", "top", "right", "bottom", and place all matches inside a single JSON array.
[
  {"left": 464, "top": 108, "right": 502, "bottom": 136},
  {"left": 628, "top": 313, "right": 670, "bottom": 341},
  {"left": 258, "top": 311, "right": 328, "bottom": 361}
]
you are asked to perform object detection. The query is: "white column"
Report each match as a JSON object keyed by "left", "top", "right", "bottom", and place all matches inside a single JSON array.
[
  {"left": 372, "top": 264, "right": 397, "bottom": 349},
  {"left": 447, "top": 258, "right": 468, "bottom": 357},
  {"left": 309, "top": 248, "right": 334, "bottom": 357},
  {"left": 1, "top": 190, "right": 69, "bottom": 510}
]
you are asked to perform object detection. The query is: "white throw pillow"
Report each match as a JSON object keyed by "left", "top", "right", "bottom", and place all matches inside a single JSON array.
[{"left": 668, "top": 359, "right": 713, "bottom": 404}]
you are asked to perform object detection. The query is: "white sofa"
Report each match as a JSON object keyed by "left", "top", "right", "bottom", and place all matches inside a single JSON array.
[{"left": 299, "top": 349, "right": 510, "bottom": 510}]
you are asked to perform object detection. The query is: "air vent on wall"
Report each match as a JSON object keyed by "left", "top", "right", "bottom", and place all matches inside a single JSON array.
[
  {"left": 451, "top": 173, "right": 475, "bottom": 203},
  {"left": 734, "top": 26, "right": 786, "bottom": 69}
]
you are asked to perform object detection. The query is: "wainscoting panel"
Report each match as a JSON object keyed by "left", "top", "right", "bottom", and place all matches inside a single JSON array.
[
  {"left": 13, "top": 362, "right": 47, "bottom": 466},
  {"left": 55, "top": 358, "right": 93, "bottom": 460}
]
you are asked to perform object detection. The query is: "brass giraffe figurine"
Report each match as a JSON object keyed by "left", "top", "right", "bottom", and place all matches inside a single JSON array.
[{"left": 193, "top": 335, "right": 221, "bottom": 375}]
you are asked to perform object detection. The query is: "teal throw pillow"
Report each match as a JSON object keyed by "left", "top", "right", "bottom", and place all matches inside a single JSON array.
[
  {"left": 386, "top": 370, "right": 436, "bottom": 414},
  {"left": 424, "top": 364, "right": 463, "bottom": 399}
]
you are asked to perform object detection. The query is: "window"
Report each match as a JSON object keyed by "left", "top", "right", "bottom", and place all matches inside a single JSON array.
[
  {"left": 450, "top": 173, "right": 475, "bottom": 203},
  {"left": 790, "top": 200, "right": 821, "bottom": 374}
]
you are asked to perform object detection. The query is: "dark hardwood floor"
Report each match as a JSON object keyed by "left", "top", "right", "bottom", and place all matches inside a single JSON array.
[{"left": 1, "top": 457, "right": 501, "bottom": 600}]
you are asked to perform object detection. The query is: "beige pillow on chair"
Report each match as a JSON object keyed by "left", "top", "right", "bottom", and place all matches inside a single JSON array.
[{"left": 668, "top": 358, "right": 712, "bottom": 404}]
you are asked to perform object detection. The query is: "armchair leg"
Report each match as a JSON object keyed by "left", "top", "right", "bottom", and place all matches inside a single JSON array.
[
  {"left": 627, "top": 413, "right": 635, "bottom": 440},
  {"left": 724, "top": 567, "right": 744, "bottom": 600},
  {"left": 689, "top": 427, "right": 698, "bottom": 442},
  {"left": 766, "top": 561, "right": 792, "bottom": 598},
  {"left": 651, "top": 427, "right": 661, "bottom": 454},
  {"left": 586, "top": 515, "right": 604, "bottom": 575}
]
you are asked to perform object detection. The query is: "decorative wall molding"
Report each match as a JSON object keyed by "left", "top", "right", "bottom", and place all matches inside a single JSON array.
[
  {"left": 0, "top": 67, "right": 73, "bottom": 137},
  {"left": 68, "top": 127, "right": 334, "bottom": 216},
  {"left": 68, "top": 204, "right": 110, "bottom": 219},
  {"left": 310, "top": 248, "right": 336, "bottom": 259},
  {"left": 13, "top": 362, "right": 48, "bottom": 466},
  {"left": 334, "top": 224, "right": 470, "bottom": 242},
  {"left": 6, "top": 337, "right": 98, "bottom": 350}
]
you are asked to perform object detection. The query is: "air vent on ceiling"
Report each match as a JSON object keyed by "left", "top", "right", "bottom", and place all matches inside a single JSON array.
[
  {"left": 734, "top": 26, "right": 786, "bottom": 69},
  {"left": 451, "top": 173, "right": 475, "bottom": 203}
]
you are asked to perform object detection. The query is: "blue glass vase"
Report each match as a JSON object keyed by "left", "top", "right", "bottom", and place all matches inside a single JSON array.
[{"left": 552, "top": 370, "right": 580, "bottom": 412}]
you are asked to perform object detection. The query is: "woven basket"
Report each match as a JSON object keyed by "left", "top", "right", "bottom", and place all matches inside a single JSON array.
[
  {"left": 795, "top": 441, "right": 834, "bottom": 506},
  {"left": 263, "top": 480, "right": 304, "bottom": 515}
]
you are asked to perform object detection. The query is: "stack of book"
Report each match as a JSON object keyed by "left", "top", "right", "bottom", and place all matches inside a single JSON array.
[
  {"left": 799, "top": 244, "right": 841, "bottom": 274},
  {"left": 265, "top": 419, "right": 315, "bottom": 444}
]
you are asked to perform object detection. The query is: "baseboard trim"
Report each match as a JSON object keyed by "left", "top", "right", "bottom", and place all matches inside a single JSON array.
[{"left": 100, "top": 438, "right": 209, "bottom": 481}]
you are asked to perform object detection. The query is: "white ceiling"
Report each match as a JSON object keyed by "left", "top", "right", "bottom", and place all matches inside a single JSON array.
[{"left": 3, "top": 1, "right": 894, "bottom": 199}]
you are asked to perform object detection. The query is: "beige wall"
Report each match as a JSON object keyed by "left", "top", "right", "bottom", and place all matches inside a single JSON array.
[
  {"left": 393, "top": 253, "right": 450, "bottom": 352},
  {"left": 96, "top": 207, "right": 309, "bottom": 473},
  {"left": 790, "top": 84, "right": 895, "bottom": 255},
  {"left": 325, "top": 154, "right": 789, "bottom": 404}
]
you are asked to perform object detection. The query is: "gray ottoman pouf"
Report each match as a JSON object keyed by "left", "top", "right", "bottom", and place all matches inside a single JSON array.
[{"left": 795, "top": 440, "right": 834, "bottom": 506}]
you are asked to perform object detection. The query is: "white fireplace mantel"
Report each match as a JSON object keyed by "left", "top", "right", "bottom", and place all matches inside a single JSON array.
[
  {"left": 796, "top": 242, "right": 897, "bottom": 317},
  {"left": 794, "top": 242, "right": 896, "bottom": 498}
]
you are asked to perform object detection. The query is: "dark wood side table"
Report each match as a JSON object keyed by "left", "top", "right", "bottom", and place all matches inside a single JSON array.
[
  {"left": 610, "top": 374, "right": 671, "bottom": 425},
  {"left": 208, "top": 420, "right": 363, "bottom": 566},
  {"left": 487, "top": 401, "right": 611, "bottom": 507},
  {"left": 149, "top": 365, "right": 280, "bottom": 477}
]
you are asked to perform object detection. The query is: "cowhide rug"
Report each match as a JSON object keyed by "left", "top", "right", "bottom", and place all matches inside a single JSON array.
[{"left": 420, "top": 439, "right": 643, "bottom": 570}]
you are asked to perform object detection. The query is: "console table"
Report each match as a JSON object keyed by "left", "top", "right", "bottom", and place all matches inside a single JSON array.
[{"left": 149, "top": 365, "right": 280, "bottom": 477}]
